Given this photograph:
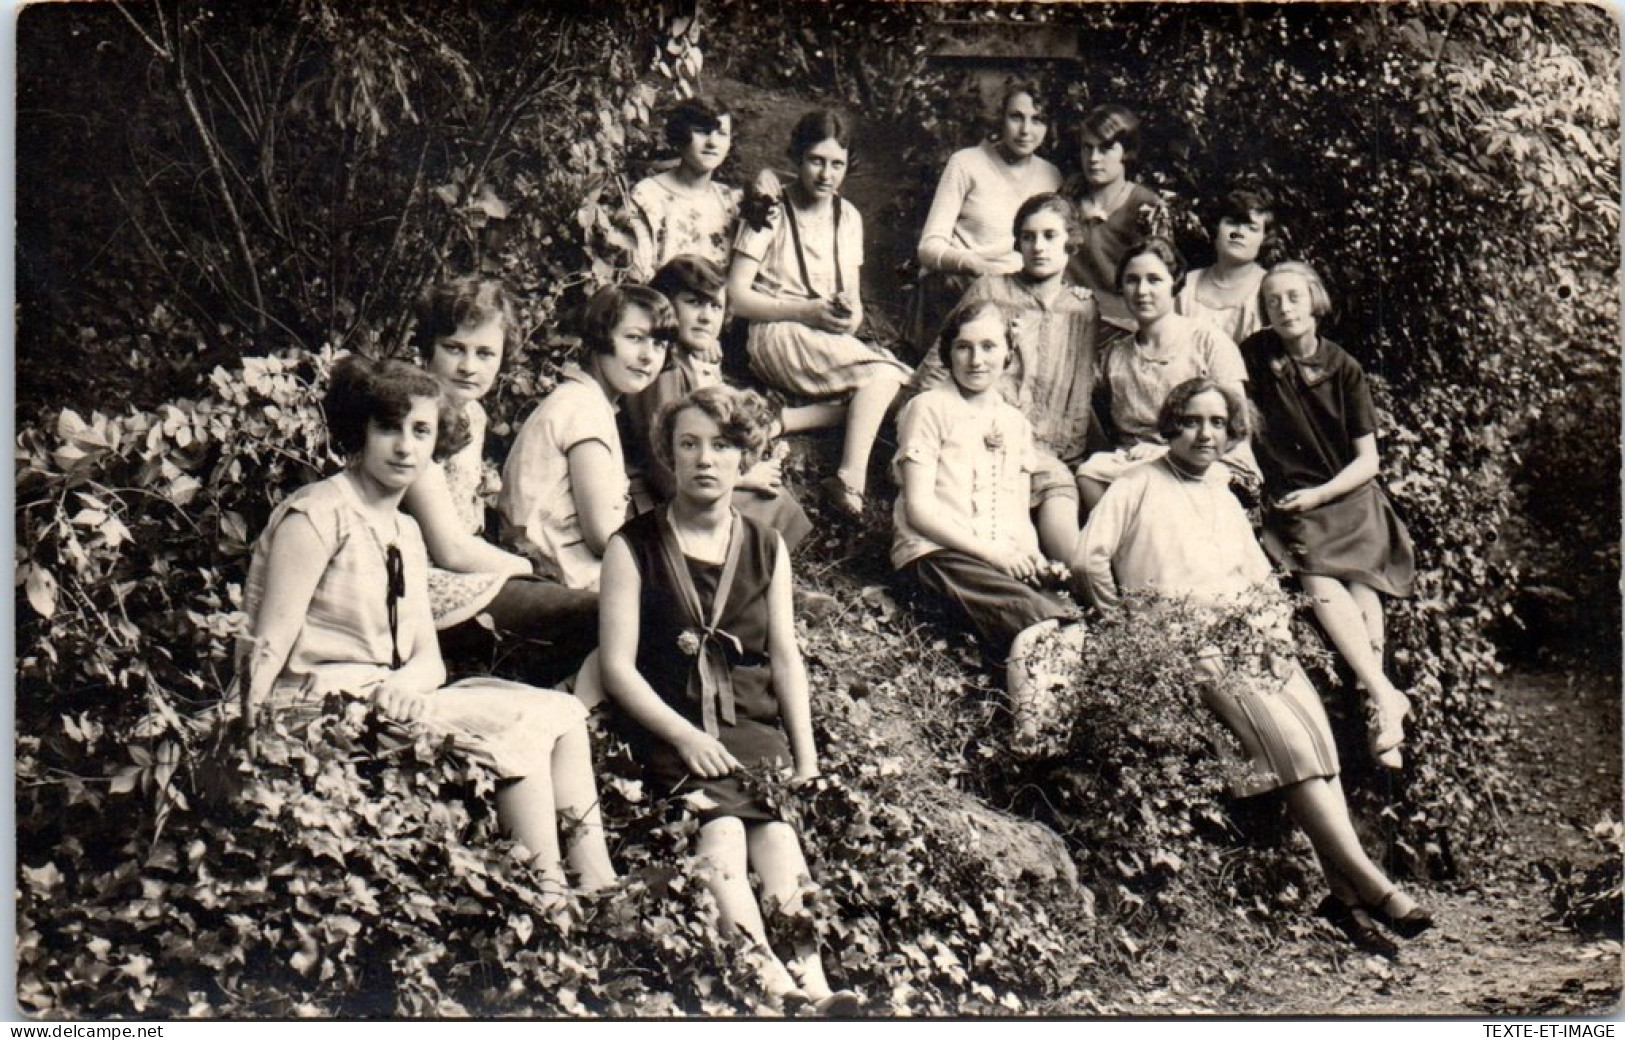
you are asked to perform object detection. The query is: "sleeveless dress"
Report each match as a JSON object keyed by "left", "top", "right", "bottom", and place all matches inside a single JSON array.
[
  {"left": 616, "top": 508, "right": 790, "bottom": 822},
  {"left": 238, "top": 475, "right": 586, "bottom": 780}
]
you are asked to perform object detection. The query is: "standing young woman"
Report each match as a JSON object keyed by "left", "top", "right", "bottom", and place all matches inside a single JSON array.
[{"left": 728, "top": 109, "right": 910, "bottom": 519}]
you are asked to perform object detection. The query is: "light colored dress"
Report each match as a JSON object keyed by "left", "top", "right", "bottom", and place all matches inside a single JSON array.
[
  {"left": 239, "top": 475, "right": 585, "bottom": 779},
  {"left": 917, "top": 142, "right": 1064, "bottom": 275},
  {"left": 890, "top": 389, "right": 1074, "bottom": 652},
  {"left": 1175, "top": 266, "right": 1267, "bottom": 345},
  {"left": 627, "top": 174, "right": 741, "bottom": 282},
  {"left": 1076, "top": 313, "right": 1257, "bottom": 486},
  {"left": 734, "top": 195, "right": 909, "bottom": 397},
  {"left": 891, "top": 389, "right": 1045, "bottom": 569},
  {"left": 498, "top": 366, "right": 627, "bottom": 591},
  {"left": 1077, "top": 457, "right": 1338, "bottom": 794},
  {"left": 425, "top": 401, "right": 508, "bottom": 629},
  {"left": 912, "top": 273, "right": 1101, "bottom": 468}
]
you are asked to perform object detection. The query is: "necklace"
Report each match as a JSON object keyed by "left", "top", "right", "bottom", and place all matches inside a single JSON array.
[{"left": 1163, "top": 456, "right": 1220, "bottom": 541}]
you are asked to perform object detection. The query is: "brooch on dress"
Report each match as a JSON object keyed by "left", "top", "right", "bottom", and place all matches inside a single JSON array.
[
  {"left": 984, "top": 427, "right": 1006, "bottom": 452},
  {"left": 676, "top": 629, "right": 702, "bottom": 657}
]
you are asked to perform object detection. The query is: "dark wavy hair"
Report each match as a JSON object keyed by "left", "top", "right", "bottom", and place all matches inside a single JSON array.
[
  {"left": 1114, "top": 235, "right": 1189, "bottom": 296},
  {"left": 578, "top": 284, "right": 677, "bottom": 357},
  {"left": 651, "top": 384, "right": 776, "bottom": 474},
  {"left": 664, "top": 95, "right": 732, "bottom": 151},
  {"left": 1156, "top": 377, "right": 1249, "bottom": 443},
  {"left": 787, "top": 109, "right": 854, "bottom": 163},
  {"left": 936, "top": 298, "right": 1017, "bottom": 371},
  {"left": 1012, "top": 192, "right": 1084, "bottom": 257},
  {"left": 1208, "top": 189, "right": 1282, "bottom": 264},
  {"left": 650, "top": 254, "right": 728, "bottom": 305},
  {"left": 1078, "top": 103, "right": 1142, "bottom": 165},
  {"left": 411, "top": 276, "right": 518, "bottom": 368},
  {"left": 324, "top": 355, "right": 469, "bottom": 463}
]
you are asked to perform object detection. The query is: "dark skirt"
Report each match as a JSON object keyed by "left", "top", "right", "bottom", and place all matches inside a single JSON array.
[
  {"left": 904, "top": 549, "right": 1076, "bottom": 657},
  {"left": 633, "top": 661, "right": 793, "bottom": 824},
  {"left": 1263, "top": 482, "right": 1415, "bottom": 597}
]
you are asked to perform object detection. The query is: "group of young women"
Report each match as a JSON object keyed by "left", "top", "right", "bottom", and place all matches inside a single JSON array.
[{"left": 237, "top": 86, "right": 1433, "bottom": 1016}]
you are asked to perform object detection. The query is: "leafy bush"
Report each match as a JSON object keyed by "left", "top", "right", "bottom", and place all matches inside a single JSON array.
[
  {"left": 1539, "top": 820, "right": 1625, "bottom": 938},
  {"left": 14, "top": 0, "right": 1620, "bottom": 1018}
]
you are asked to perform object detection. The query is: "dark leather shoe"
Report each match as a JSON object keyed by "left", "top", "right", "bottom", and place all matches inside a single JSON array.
[
  {"left": 1371, "top": 890, "right": 1435, "bottom": 939},
  {"left": 1317, "top": 895, "right": 1399, "bottom": 957}
]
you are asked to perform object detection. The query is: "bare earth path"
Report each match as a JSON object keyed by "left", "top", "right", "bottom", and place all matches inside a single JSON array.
[{"left": 1108, "top": 668, "right": 1622, "bottom": 1017}]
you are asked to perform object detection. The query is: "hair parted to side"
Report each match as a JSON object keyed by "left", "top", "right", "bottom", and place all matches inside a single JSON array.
[
  {"left": 1114, "top": 235, "right": 1189, "bottom": 295},
  {"left": 1156, "top": 376, "right": 1249, "bottom": 443},
  {"left": 578, "top": 283, "right": 678, "bottom": 357},
  {"left": 1210, "top": 188, "right": 1283, "bottom": 260},
  {"left": 1077, "top": 103, "right": 1143, "bottom": 164},
  {"left": 1260, "top": 261, "right": 1333, "bottom": 320},
  {"left": 1012, "top": 192, "right": 1084, "bottom": 256},
  {"left": 936, "top": 298, "right": 1017, "bottom": 370},
  {"left": 411, "top": 276, "right": 518, "bottom": 366},
  {"left": 993, "top": 79, "right": 1049, "bottom": 134},
  {"left": 324, "top": 355, "right": 470, "bottom": 463},
  {"left": 787, "top": 109, "right": 854, "bottom": 163},
  {"left": 664, "top": 95, "right": 732, "bottom": 151},
  {"left": 651, "top": 383, "right": 777, "bottom": 474},
  {"left": 650, "top": 254, "right": 728, "bottom": 305}
]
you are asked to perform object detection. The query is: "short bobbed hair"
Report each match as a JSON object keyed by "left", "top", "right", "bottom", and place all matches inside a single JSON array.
[
  {"left": 651, "top": 384, "right": 778, "bottom": 474},
  {"left": 578, "top": 284, "right": 677, "bottom": 357},
  {"left": 936, "top": 298, "right": 1017, "bottom": 370},
  {"left": 1012, "top": 192, "right": 1083, "bottom": 256},
  {"left": 1210, "top": 188, "right": 1282, "bottom": 260},
  {"left": 1115, "top": 236, "right": 1188, "bottom": 295},
  {"left": 787, "top": 109, "right": 854, "bottom": 163},
  {"left": 650, "top": 254, "right": 728, "bottom": 305},
  {"left": 1078, "top": 103, "right": 1142, "bottom": 165},
  {"left": 412, "top": 276, "right": 518, "bottom": 368},
  {"left": 324, "top": 355, "right": 469, "bottom": 463},
  {"left": 1156, "top": 377, "right": 1249, "bottom": 443},
  {"left": 1260, "top": 261, "right": 1333, "bottom": 320},
  {"left": 664, "top": 96, "right": 732, "bottom": 150}
]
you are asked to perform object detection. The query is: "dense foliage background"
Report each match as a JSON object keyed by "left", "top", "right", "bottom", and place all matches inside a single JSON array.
[{"left": 15, "top": 0, "right": 1620, "bottom": 1017}]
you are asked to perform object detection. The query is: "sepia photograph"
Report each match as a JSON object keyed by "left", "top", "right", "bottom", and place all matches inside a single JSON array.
[{"left": 12, "top": 0, "right": 1622, "bottom": 1020}]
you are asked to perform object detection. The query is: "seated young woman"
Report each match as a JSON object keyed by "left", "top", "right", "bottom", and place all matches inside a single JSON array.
[
  {"left": 1076, "top": 376, "right": 1433, "bottom": 956},
  {"left": 598, "top": 383, "right": 861, "bottom": 1015},
  {"left": 498, "top": 284, "right": 674, "bottom": 592},
  {"left": 405, "top": 276, "right": 597, "bottom": 685},
  {"left": 623, "top": 254, "right": 812, "bottom": 551},
  {"left": 727, "top": 109, "right": 910, "bottom": 519},
  {"left": 894, "top": 299, "right": 1085, "bottom": 752},
  {"left": 238, "top": 356, "right": 616, "bottom": 900}
]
